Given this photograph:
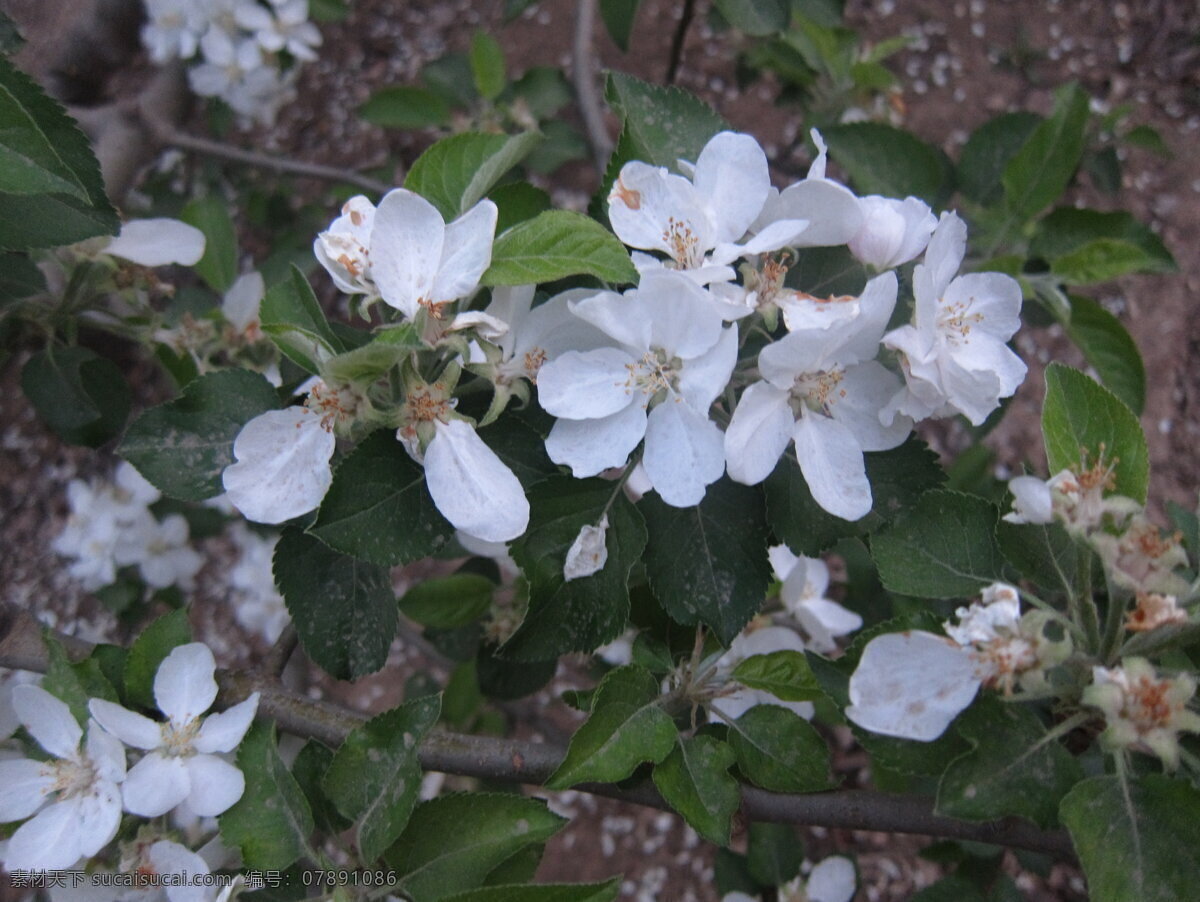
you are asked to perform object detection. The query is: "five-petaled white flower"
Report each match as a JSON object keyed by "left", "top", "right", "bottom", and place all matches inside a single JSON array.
[
  {"left": 88, "top": 643, "right": 259, "bottom": 818},
  {"left": 769, "top": 546, "right": 863, "bottom": 654}
]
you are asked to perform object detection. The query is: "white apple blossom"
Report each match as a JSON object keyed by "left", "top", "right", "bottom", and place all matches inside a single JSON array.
[
  {"left": 882, "top": 211, "right": 1026, "bottom": 426},
  {"left": 848, "top": 195, "right": 937, "bottom": 270},
  {"left": 537, "top": 269, "right": 736, "bottom": 507},
  {"left": 227, "top": 523, "right": 290, "bottom": 643},
  {"left": 104, "top": 219, "right": 206, "bottom": 268},
  {"left": 141, "top": 0, "right": 208, "bottom": 63},
  {"left": 724, "top": 272, "right": 911, "bottom": 521},
  {"left": 314, "top": 196, "right": 378, "bottom": 297},
  {"left": 769, "top": 546, "right": 862, "bottom": 653},
  {"left": 114, "top": 513, "right": 204, "bottom": 590},
  {"left": 0, "top": 686, "right": 125, "bottom": 871},
  {"left": 723, "top": 854, "right": 857, "bottom": 902},
  {"left": 89, "top": 643, "right": 259, "bottom": 818},
  {"left": 240, "top": 0, "right": 321, "bottom": 61},
  {"left": 709, "top": 625, "right": 815, "bottom": 723}
]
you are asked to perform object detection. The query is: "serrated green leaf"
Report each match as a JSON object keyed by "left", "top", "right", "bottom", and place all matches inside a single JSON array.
[
  {"left": 359, "top": 85, "right": 451, "bottom": 129},
  {"left": 21, "top": 346, "right": 130, "bottom": 447},
  {"left": 181, "top": 195, "right": 238, "bottom": 293},
  {"left": 476, "top": 642, "right": 556, "bottom": 700},
  {"left": 652, "top": 735, "right": 739, "bottom": 845},
  {"left": 746, "top": 821, "right": 803, "bottom": 887},
  {"left": 42, "top": 636, "right": 117, "bottom": 725},
  {"left": 1052, "top": 239, "right": 1167, "bottom": 285},
  {"left": 291, "top": 740, "right": 350, "bottom": 835},
  {"left": 605, "top": 72, "right": 728, "bottom": 172},
  {"left": 0, "top": 11, "right": 25, "bottom": 52},
  {"left": 405, "top": 131, "right": 542, "bottom": 220},
  {"left": 822, "top": 123, "right": 955, "bottom": 208},
  {"left": 308, "top": 430, "right": 454, "bottom": 566},
  {"left": 475, "top": 415, "right": 559, "bottom": 488},
  {"left": 443, "top": 881, "right": 620, "bottom": 902},
  {"left": 261, "top": 265, "right": 345, "bottom": 374},
  {"left": 470, "top": 32, "right": 506, "bottom": 102},
  {"left": 852, "top": 716, "right": 972, "bottom": 778},
  {"left": 599, "top": 0, "right": 640, "bottom": 50},
  {"left": 503, "top": 476, "right": 647, "bottom": 661},
  {"left": 870, "top": 490, "right": 1006, "bottom": 598},
  {"left": 1030, "top": 207, "right": 1175, "bottom": 274},
  {"left": 1060, "top": 774, "right": 1200, "bottom": 902},
  {"left": 639, "top": 477, "right": 770, "bottom": 645},
  {"left": 1042, "top": 362, "right": 1148, "bottom": 503},
  {"left": 546, "top": 665, "right": 677, "bottom": 789},
  {"left": 732, "top": 650, "right": 823, "bottom": 702},
  {"left": 122, "top": 609, "right": 191, "bottom": 710},
  {"left": 400, "top": 574, "right": 494, "bottom": 629},
  {"left": 220, "top": 721, "right": 315, "bottom": 870},
  {"left": 120, "top": 369, "right": 279, "bottom": 501},
  {"left": 713, "top": 0, "right": 788, "bottom": 35},
  {"left": 1064, "top": 295, "right": 1145, "bottom": 415},
  {"left": 1002, "top": 82, "right": 1089, "bottom": 221},
  {"left": 956, "top": 112, "right": 1041, "bottom": 207},
  {"left": 387, "top": 793, "right": 566, "bottom": 901},
  {"left": 323, "top": 695, "right": 440, "bottom": 863},
  {"left": 936, "top": 697, "right": 1083, "bottom": 828},
  {"left": 274, "top": 528, "right": 398, "bottom": 680},
  {"left": 0, "top": 190, "right": 118, "bottom": 251},
  {"left": 0, "top": 56, "right": 90, "bottom": 199},
  {"left": 725, "top": 704, "right": 832, "bottom": 792},
  {"left": 482, "top": 210, "right": 637, "bottom": 286},
  {"left": 996, "top": 519, "right": 1083, "bottom": 597}
]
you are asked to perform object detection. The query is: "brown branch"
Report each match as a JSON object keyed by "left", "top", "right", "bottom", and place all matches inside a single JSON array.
[
  {"left": 0, "top": 604, "right": 1076, "bottom": 861},
  {"left": 665, "top": 0, "right": 697, "bottom": 86},
  {"left": 572, "top": 0, "right": 613, "bottom": 172}
]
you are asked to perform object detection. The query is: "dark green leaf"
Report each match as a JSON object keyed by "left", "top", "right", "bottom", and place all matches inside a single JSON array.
[
  {"left": 957, "top": 112, "right": 1041, "bottom": 207},
  {"left": 0, "top": 11, "right": 24, "bottom": 52},
  {"left": 1052, "top": 239, "right": 1171, "bottom": 285},
  {"left": 870, "top": 490, "right": 1006, "bottom": 598},
  {"left": 996, "top": 519, "right": 1083, "bottom": 597},
  {"left": 220, "top": 721, "right": 315, "bottom": 870},
  {"left": 475, "top": 642, "right": 557, "bottom": 700},
  {"left": 732, "top": 650, "right": 823, "bottom": 702},
  {"left": 746, "top": 822, "right": 803, "bottom": 887},
  {"left": 308, "top": 0, "right": 348, "bottom": 22},
  {"left": 822, "top": 123, "right": 955, "bottom": 208},
  {"left": 400, "top": 574, "right": 494, "bottom": 629},
  {"left": 359, "top": 86, "right": 451, "bottom": 129},
  {"left": 181, "top": 195, "right": 238, "bottom": 293},
  {"left": 1029, "top": 208, "right": 1175, "bottom": 274},
  {"left": 309, "top": 430, "right": 454, "bottom": 567},
  {"left": 605, "top": 72, "right": 728, "bottom": 172},
  {"left": 260, "top": 264, "right": 345, "bottom": 374},
  {"left": 510, "top": 67, "right": 572, "bottom": 119},
  {"left": 599, "top": 0, "right": 639, "bottom": 50},
  {"left": 483, "top": 210, "right": 638, "bottom": 286},
  {"left": 1060, "top": 774, "right": 1200, "bottom": 902},
  {"left": 546, "top": 665, "right": 677, "bottom": 789},
  {"left": 475, "top": 416, "right": 558, "bottom": 489},
  {"left": 21, "top": 346, "right": 130, "bottom": 447},
  {"left": 291, "top": 740, "right": 350, "bottom": 834},
  {"left": 0, "top": 56, "right": 92, "bottom": 199},
  {"left": 405, "top": 132, "right": 542, "bottom": 221},
  {"left": 0, "top": 190, "right": 118, "bottom": 250},
  {"left": 1064, "top": 295, "right": 1145, "bottom": 415},
  {"left": 1002, "top": 82, "right": 1089, "bottom": 221},
  {"left": 784, "top": 244, "right": 867, "bottom": 299},
  {"left": 1042, "top": 362, "right": 1148, "bottom": 503},
  {"left": 123, "top": 609, "right": 191, "bottom": 710},
  {"left": 522, "top": 120, "right": 589, "bottom": 175},
  {"left": 274, "top": 528, "right": 398, "bottom": 680},
  {"left": 323, "top": 695, "right": 441, "bottom": 862},
  {"left": 42, "top": 636, "right": 117, "bottom": 725},
  {"left": 853, "top": 719, "right": 972, "bottom": 778},
  {"left": 489, "top": 182, "right": 551, "bottom": 233},
  {"left": 422, "top": 53, "right": 477, "bottom": 108},
  {"left": 470, "top": 32, "right": 506, "bottom": 102},
  {"left": 443, "top": 881, "right": 620, "bottom": 902},
  {"left": 725, "top": 704, "right": 832, "bottom": 792},
  {"left": 639, "top": 477, "right": 770, "bottom": 645},
  {"left": 1123, "top": 124, "right": 1171, "bottom": 157},
  {"left": 0, "top": 251, "right": 45, "bottom": 301},
  {"left": 936, "top": 697, "right": 1083, "bottom": 828},
  {"left": 652, "top": 735, "right": 740, "bottom": 845},
  {"left": 119, "top": 369, "right": 279, "bottom": 501},
  {"left": 713, "top": 0, "right": 788, "bottom": 36}
]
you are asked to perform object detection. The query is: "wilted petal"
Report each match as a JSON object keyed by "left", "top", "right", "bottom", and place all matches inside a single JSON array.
[
  {"left": 847, "top": 631, "right": 980, "bottom": 740},
  {"left": 194, "top": 693, "right": 259, "bottom": 754},
  {"left": 564, "top": 516, "right": 609, "bottom": 581},
  {"left": 0, "top": 759, "right": 54, "bottom": 819},
  {"left": 183, "top": 755, "right": 246, "bottom": 816},
  {"left": 14, "top": 685, "right": 81, "bottom": 759},
  {"left": 545, "top": 403, "right": 648, "bottom": 477},
  {"left": 222, "top": 408, "right": 337, "bottom": 525},
  {"left": 424, "top": 420, "right": 529, "bottom": 542},
  {"left": 1004, "top": 475, "right": 1053, "bottom": 524},
  {"left": 793, "top": 413, "right": 871, "bottom": 522},
  {"left": 123, "top": 752, "right": 190, "bottom": 816},
  {"left": 724, "top": 381, "right": 793, "bottom": 486},
  {"left": 88, "top": 698, "right": 162, "bottom": 750},
  {"left": 106, "top": 219, "right": 206, "bottom": 267},
  {"left": 432, "top": 199, "right": 498, "bottom": 303},
  {"left": 692, "top": 131, "right": 771, "bottom": 244},
  {"left": 643, "top": 399, "right": 725, "bottom": 507},
  {"left": 370, "top": 188, "right": 446, "bottom": 317},
  {"left": 155, "top": 643, "right": 218, "bottom": 724},
  {"left": 537, "top": 348, "right": 639, "bottom": 419},
  {"left": 807, "top": 855, "right": 857, "bottom": 902}
]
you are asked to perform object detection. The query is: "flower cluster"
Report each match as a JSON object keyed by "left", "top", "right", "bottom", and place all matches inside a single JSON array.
[{"left": 141, "top": 0, "right": 321, "bottom": 123}]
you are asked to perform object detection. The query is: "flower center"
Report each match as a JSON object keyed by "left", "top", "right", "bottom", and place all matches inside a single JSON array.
[
  {"left": 937, "top": 297, "right": 984, "bottom": 345},
  {"left": 790, "top": 367, "right": 847, "bottom": 416},
  {"left": 304, "top": 382, "right": 360, "bottom": 432},
  {"left": 623, "top": 349, "right": 680, "bottom": 406},
  {"left": 405, "top": 387, "right": 453, "bottom": 423},
  {"left": 161, "top": 717, "right": 202, "bottom": 756},
  {"left": 50, "top": 757, "right": 97, "bottom": 798},
  {"left": 662, "top": 217, "right": 702, "bottom": 269}
]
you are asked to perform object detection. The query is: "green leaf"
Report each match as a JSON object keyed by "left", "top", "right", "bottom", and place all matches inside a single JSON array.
[
  {"left": 732, "top": 650, "right": 823, "bottom": 702},
  {"left": 604, "top": 72, "right": 728, "bottom": 172},
  {"left": 181, "top": 195, "right": 238, "bottom": 293},
  {"left": 405, "top": 131, "right": 542, "bottom": 221},
  {"left": 503, "top": 476, "right": 647, "bottom": 661},
  {"left": 1042, "top": 362, "right": 1148, "bottom": 503},
  {"left": 400, "top": 574, "right": 494, "bottom": 629},
  {"left": 291, "top": 740, "right": 350, "bottom": 834},
  {"left": 996, "top": 519, "right": 1083, "bottom": 597},
  {"left": 260, "top": 264, "right": 345, "bottom": 374},
  {"left": 0, "top": 11, "right": 25, "bottom": 52},
  {"left": 1060, "top": 774, "right": 1200, "bottom": 902},
  {"left": 784, "top": 244, "right": 867, "bottom": 299},
  {"left": 123, "top": 609, "right": 191, "bottom": 710},
  {"left": 822, "top": 123, "right": 955, "bottom": 208},
  {"left": 652, "top": 735, "right": 740, "bottom": 845},
  {"left": 746, "top": 822, "right": 803, "bottom": 887},
  {"left": 1052, "top": 239, "right": 1167, "bottom": 285},
  {"left": 599, "top": 0, "right": 640, "bottom": 51},
  {"left": 274, "top": 528, "right": 398, "bottom": 680},
  {"left": 120, "top": 369, "right": 280, "bottom": 501},
  {"left": 1063, "top": 295, "right": 1145, "bottom": 415},
  {"left": 870, "top": 490, "right": 1007, "bottom": 598},
  {"left": 359, "top": 86, "right": 451, "bottom": 129},
  {"left": 220, "top": 721, "right": 315, "bottom": 871},
  {"left": 308, "top": 0, "right": 348, "bottom": 22},
  {"left": 523, "top": 120, "right": 589, "bottom": 175},
  {"left": 956, "top": 112, "right": 1041, "bottom": 207},
  {"left": 1030, "top": 208, "right": 1175, "bottom": 275},
  {"left": 309, "top": 430, "right": 454, "bottom": 567},
  {"left": 1123, "top": 124, "right": 1171, "bottom": 157},
  {"left": 0, "top": 251, "right": 45, "bottom": 301},
  {"left": 443, "top": 881, "right": 620, "bottom": 902},
  {"left": 546, "top": 665, "right": 677, "bottom": 789},
  {"left": 482, "top": 210, "right": 637, "bottom": 286},
  {"left": 470, "top": 32, "right": 506, "bottom": 102},
  {"left": 510, "top": 67, "right": 572, "bottom": 120},
  {"left": 725, "top": 704, "right": 832, "bottom": 793},
  {"left": 713, "top": 0, "right": 788, "bottom": 35},
  {"left": 766, "top": 438, "right": 945, "bottom": 556},
  {"left": 43, "top": 637, "right": 117, "bottom": 725},
  {"left": 1002, "top": 82, "right": 1089, "bottom": 221},
  {"left": 936, "top": 697, "right": 1083, "bottom": 828},
  {"left": 323, "top": 695, "right": 441, "bottom": 863},
  {"left": 21, "top": 346, "right": 130, "bottom": 447},
  {"left": 0, "top": 190, "right": 119, "bottom": 250},
  {"left": 639, "top": 477, "right": 770, "bottom": 645},
  {"left": 388, "top": 793, "right": 567, "bottom": 902},
  {"left": 489, "top": 182, "right": 552, "bottom": 234},
  {"left": 476, "top": 642, "right": 557, "bottom": 700}
]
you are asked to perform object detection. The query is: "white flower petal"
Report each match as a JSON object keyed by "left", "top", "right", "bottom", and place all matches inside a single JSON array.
[
  {"left": 692, "top": 131, "right": 771, "bottom": 245},
  {"left": 724, "top": 381, "right": 793, "bottom": 486},
  {"left": 1005, "top": 475, "right": 1053, "bottom": 525},
  {"left": 0, "top": 759, "right": 55, "bottom": 819},
  {"left": 4, "top": 799, "right": 87, "bottom": 871},
  {"left": 943, "top": 271, "right": 1023, "bottom": 342},
  {"left": 222, "top": 408, "right": 337, "bottom": 525},
  {"left": 758, "top": 179, "right": 863, "bottom": 247},
  {"left": 711, "top": 217, "right": 810, "bottom": 265},
  {"left": 194, "top": 693, "right": 259, "bottom": 754},
  {"left": 677, "top": 325, "right": 737, "bottom": 411},
  {"left": 846, "top": 631, "right": 980, "bottom": 740},
  {"left": 105, "top": 219, "right": 206, "bottom": 267},
  {"left": 537, "top": 348, "right": 639, "bottom": 419},
  {"left": 807, "top": 855, "right": 857, "bottom": 902},
  {"left": 793, "top": 599, "right": 863, "bottom": 653},
  {"left": 370, "top": 188, "right": 446, "bottom": 317},
  {"left": 86, "top": 719, "right": 127, "bottom": 782},
  {"left": 568, "top": 290, "right": 652, "bottom": 349},
  {"left": 768, "top": 544, "right": 801, "bottom": 583},
  {"left": 793, "top": 413, "right": 872, "bottom": 522},
  {"left": 830, "top": 361, "right": 912, "bottom": 451},
  {"left": 424, "top": 420, "right": 529, "bottom": 543},
  {"left": 432, "top": 199, "right": 498, "bottom": 303},
  {"left": 88, "top": 698, "right": 162, "bottom": 750},
  {"left": 643, "top": 399, "right": 726, "bottom": 507},
  {"left": 608, "top": 162, "right": 713, "bottom": 267},
  {"left": 14, "top": 685, "right": 81, "bottom": 759},
  {"left": 544, "top": 402, "right": 648, "bottom": 477},
  {"left": 849, "top": 195, "right": 936, "bottom": 270},
  {"left": 155, "top": 643, "right": 218, "bottom": 724},
  {"left": 222, "top": 271, "right": 265, "bottom": 332},
  {"left": 922, "top": 211, "right": 967, "bottom": 299},
  {"left": 150, "top": 841, "right": 211, "bottom": 902},
  {"left": 74, "top": 785, "right": 122, "bottom": 858},
  {"left": 123, "top": 752, "right": 191, "bottom": 816},
  {"left": 179, "top": 754, "right": 246, "bottom": 817},
  {"left": 639, "top": 270, "right": 726, "bottom": 359}
]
